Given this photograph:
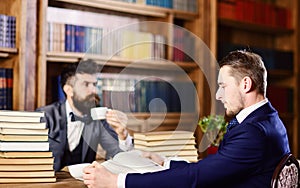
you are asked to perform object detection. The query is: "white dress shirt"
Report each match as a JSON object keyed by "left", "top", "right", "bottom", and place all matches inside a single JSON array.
[{"left": 65, "top": 100, "right": 133, "bottom": 152}]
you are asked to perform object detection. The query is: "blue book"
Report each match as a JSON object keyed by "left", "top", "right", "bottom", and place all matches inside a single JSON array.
[
  {"left": 5, "top": 68, "right": 13, "bottom": 110},
  {"left": 65, "top": 24, "right": 72, "bottom": 52},
  {"left": 56, "top": 75, "right": 65, "bottom": 102},
  {"left": 168, "top": 81, "right": 181, "bottom": 112}
]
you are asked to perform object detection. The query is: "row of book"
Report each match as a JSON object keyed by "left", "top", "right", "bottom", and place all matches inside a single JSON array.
[
  {"left": 48, "top": 22, "right": 166, "bottom": 60},
  {"left": 173, "top": 26, "right": 195, "bottom": 62},
  {"left": 218, "top": 43, "right": 294, "bottom": 71},
  {"left": 112, "top": 0, "right": 198, "bottom": 13},
  {"left": 218, "top": 0, "right": 292, "bottom": 29},
  {"left": 56, "top": 74, "right": 197, "bottom": 113},
  {"left": 0, "top": 68, "right": 13, "bottom": 110},
  {"left": 0, "top": 110, "right": 55, "bottom": 183},
  {"left": 0, "top": 14, "right": 16, "bottom": 48},
  {"left": 47, "top": 7, "right": 197, "bottom": 62},
  {"left": 133, "top": 130, "right": 198, "bottom": 162}
]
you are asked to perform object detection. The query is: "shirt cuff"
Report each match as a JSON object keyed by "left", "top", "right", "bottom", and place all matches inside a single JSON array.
[
  {"left": 118, "top": 134, "right": 133, "bottom": 151},
  {"left": 163, "top": 156, "right": 189, "bottom": 168},
  {"left": 117, "top": 173, "right": 127, "bottom": 188}
]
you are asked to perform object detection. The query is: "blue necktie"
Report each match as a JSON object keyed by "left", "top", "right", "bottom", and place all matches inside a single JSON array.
[{"left": 227, "top": 117, "right": 239, "bottom": 132}]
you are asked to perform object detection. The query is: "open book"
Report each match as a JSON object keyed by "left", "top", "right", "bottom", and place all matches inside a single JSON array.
[
  {"left": 101, "top": 150, "right": 166, "bottom": 174},
  {"left": 68, "top": 150, "right": 166, "bottom": 180}
]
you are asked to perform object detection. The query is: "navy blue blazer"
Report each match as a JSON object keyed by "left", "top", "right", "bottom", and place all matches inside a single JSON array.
[
  {"left": 37, "top": 101, "right": 123, "bottom": 171},
  {"left": 126, "top": 102, "right": 290, "bottom": 188}
]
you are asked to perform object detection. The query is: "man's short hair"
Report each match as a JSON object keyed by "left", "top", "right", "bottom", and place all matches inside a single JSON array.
[{"left": 60, "top": 59, "right": 100, "bottom": 88}]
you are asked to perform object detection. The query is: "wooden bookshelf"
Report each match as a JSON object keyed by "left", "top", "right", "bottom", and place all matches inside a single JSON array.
[
  {"left": 0, "top": 47, "right": 17, "bottom": 58},
  {"left": 46, "top": 51, "right": 198, "bottom": 71},
  {"left": 34, "top": 0, "right": 216, "bottom": 148},
  {"left": 0, "top": 0, "right": 38, "bottom": 110},
  {"left": 4, "top": 0, "right": 299, "bottom": 157},
  {"left": 216, "top": 0, "right": 299, "bottom": 156}
]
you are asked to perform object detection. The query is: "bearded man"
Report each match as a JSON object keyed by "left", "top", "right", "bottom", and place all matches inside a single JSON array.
[{"left": 37, "top": 59, "right": 133, "bottom": 171}]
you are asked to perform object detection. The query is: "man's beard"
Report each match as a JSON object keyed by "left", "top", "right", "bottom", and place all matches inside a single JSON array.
[{"left": 72, "top": 94, "right": 100, "bottom": 115}]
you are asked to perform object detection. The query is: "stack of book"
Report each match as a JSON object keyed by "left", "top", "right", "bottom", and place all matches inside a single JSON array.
[
  {"left": 134, "top": 130, "right": 198, "bottom": 162},
  {"left": 0, "top": 110, "right": 56, "bottom": 183}
]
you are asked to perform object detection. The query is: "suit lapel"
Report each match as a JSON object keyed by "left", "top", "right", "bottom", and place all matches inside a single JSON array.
[
  {"left": 59, "top": 102, "right": 67, "bottom": 144},
  {"left": 81, "top": 121, "right": 94, "bottom": 161}
]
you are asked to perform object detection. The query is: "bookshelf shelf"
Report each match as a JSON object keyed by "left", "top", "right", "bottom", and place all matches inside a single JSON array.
[
  {"left": 46, "top": 52, "right": 198, "bottom": 71},
  {"left": 0, "top": 47, "right": 18, "bottom": 54},
  {"left": 52, "top": 0, "right": 198, "bottom": 20},
  {"left": 0, "top": 48, "right": 17, "bottom": 58},
  {"left": 0, "top": 53, "right": 9, "bottom": 58},
  {"left": 218, "top": 18, "right": 294, "bottom": 35},
  {"left": 35, "top": 0, "right": 211, "bottom": 147},
  {"left": 128, "top": 112, "right": 197, "bottom": 119}
]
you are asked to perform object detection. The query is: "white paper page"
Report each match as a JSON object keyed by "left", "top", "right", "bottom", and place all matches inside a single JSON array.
[
  {"left": 102, "top": 150, "right": 166, "bottom": 174},
  {"left": 68, "top": 163, "right": 91, "bottom": 180}
]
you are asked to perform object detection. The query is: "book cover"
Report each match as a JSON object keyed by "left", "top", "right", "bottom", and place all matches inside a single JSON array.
[
  {"left": 0, "top": 115, "right": 42, "bottom": 123},
  {"left": 0, "top": 164, "right": 54, "bottom": 171},
  {"left": 134, "top": 130, "right": 194, "bottom": 141},
  {"left": 0, "top": 128, "right": 48, "bottom": 135},
  {"left": 0, "top": 142, "right": 49, "bottom": 151},
  {"left": 0, "top": 177, "right": 56, "bottom": 183},
  {"left": 0, "top": 121, "right": 46, "bottom": 129},
  {"left": 134, "top": 143, "right": 196, "bottom": 152},
  {"left": 134, "top": 138, "right": 196, "bottom": 147},
  {"left": 0, "top": 110, "right": 44, "bottom": 117},
  {"left": 0, "top": 157, "right": 54, "bottom": 164},
  {"left": 156, "top": 149, "right": 198, "bottom": 157},
  {"left": 0, "top": 170, "right": 55, "bottom": 178},
  {"left": 0, "top": 134, "right": 48, "bottom": 142},
  {"left": 0, "top": 151, "right": 52, "bottom": 158}
]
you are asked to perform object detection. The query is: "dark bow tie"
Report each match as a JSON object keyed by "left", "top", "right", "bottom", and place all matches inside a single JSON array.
[
  {"left": 227, "top": 117, "right": 239, "bottom": 132},
  {"left": 70, "top": 112, "right": 93, "bottom": 124}
]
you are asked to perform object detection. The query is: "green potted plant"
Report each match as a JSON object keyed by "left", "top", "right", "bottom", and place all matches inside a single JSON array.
[{"left": 198, "top": 115, "right": 228, "bottom": 154}]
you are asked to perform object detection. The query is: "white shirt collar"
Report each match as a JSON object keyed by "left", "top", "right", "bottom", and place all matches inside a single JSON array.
[
  {"left": 65, "top": 100, "right": 73, "bottom": 119},
  {"left": 236, "top": 98, "right": 268, "bottom": 124}
]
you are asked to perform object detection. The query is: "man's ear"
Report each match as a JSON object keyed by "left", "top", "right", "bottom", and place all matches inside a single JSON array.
[
  {"left": 63, "top": 84, "right": 73, "bottom": 97},
  {"left": 240, "top": 76, "right": 252, "bottom": 93}
]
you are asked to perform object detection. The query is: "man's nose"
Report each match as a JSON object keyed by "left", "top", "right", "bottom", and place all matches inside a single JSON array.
[
  {"left": 88, "top": 84, "right": 97, "bottom": 94},
  {"left": 216, "top": 88, "right": 222, "bottom": 100}
]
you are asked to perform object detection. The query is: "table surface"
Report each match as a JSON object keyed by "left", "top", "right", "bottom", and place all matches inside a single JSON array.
[{"left": 0, "top": 171, "right": 86, "bottom": 188}]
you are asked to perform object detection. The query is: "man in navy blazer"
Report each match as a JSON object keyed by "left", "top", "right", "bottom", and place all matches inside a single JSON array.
[
  {"left": 83, "top": 50, "right": 290, "bottom": 188},
  {"left": 37, "top": 60, "right": 133, "bottom": 171}
]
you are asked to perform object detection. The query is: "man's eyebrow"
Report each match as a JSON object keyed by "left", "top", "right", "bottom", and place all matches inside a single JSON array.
[{"left": 83, "top": 80, "right": 97, "bottom": 84}]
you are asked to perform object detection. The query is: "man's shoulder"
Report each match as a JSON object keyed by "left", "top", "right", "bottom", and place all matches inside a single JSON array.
[{"left": 37, "top": 101, "right": 65, "bottom": 111}]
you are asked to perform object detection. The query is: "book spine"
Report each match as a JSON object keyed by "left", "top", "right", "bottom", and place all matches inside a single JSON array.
[
  {"left": 5, "top": 68, "right": 13, "bottom": 110},
  {"left": 0, "top": 69, "right": 6, "bottom": 110}
]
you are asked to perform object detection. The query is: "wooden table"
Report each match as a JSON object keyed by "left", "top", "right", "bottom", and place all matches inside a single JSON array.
[{"left": 0, "top": 171, "right": 86, "bottom": 188}]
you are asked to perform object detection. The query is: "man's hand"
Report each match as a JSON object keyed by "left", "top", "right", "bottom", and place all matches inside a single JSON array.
[
  {"left": 106, "top": 110, "right": 128, "bottom": 140},
  {"left": 142, "top": 151, "right": 165, "bottom": 166},
  {"left": 83, "top": 161, "right": 118, "bottom": 188}
]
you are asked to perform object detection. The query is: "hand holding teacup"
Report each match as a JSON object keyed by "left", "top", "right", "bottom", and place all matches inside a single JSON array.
[{"left": 91, "top": 107, "right": 128, "bottom": 140}]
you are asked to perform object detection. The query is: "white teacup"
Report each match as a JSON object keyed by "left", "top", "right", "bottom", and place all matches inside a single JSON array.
[{"left": 91, "top": 107, "right": 108, "bottom": 120}]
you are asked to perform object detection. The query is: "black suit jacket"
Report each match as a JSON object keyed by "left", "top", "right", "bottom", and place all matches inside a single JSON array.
[{"left": 37, "top": 101, "right": 123, "bottom": 171}]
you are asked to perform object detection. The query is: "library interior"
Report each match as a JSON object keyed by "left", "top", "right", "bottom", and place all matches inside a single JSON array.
[{"left": 0, "top": 0, "right": 299, "bottom": 187}]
